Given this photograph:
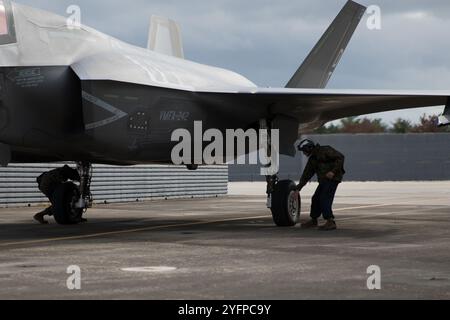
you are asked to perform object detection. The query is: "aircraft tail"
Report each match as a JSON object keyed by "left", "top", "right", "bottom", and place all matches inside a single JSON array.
[
  {"left": 286, "top": 0, "right": 366, "bottom": 89},
  {"left": 147, "top": 15, "right": 184, "bottom": 59}
]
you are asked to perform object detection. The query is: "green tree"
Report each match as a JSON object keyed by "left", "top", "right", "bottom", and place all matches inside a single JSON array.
[
  {"left": 390, "top": 118, "right": 413, "bottom": 133},
  {"left": 314, "top": 123, "right": 341, "bottom": 134},
  {"left": 340, "top": 117, "right": 387, "bottom": 133},
  {"left": 411, "top": 114, "right": 450, "bottom": 133},
  {"left": 312, "top": 115, "right": 450, "bottom": 134}
]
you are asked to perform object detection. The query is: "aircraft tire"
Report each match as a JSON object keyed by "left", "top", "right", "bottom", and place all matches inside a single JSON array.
[
  {"left": 53, "top": 182, "right": 83, "bottom": 225},
  {"left": 270, "top": 180, "right": 301, "bottom": 227}
]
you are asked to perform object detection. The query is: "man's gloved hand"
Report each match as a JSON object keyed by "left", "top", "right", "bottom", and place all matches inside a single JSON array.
[{"left": 326, "top": 171, "right": 335, "bottom": 180}]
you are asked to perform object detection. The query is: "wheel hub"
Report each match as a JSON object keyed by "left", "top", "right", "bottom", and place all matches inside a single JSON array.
[{"left": 287, "top": 191, "right": 299, "bottom": 218}]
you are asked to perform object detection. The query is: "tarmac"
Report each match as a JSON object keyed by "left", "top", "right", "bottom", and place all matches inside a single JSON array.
[{"left": 0, "top": 181, "right": 449, "bottom": 299}]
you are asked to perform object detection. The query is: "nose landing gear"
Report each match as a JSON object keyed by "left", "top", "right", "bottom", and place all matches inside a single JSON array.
[
  {"left": 52, "top": 162, "right": 93, "bottom": 225},
  {"left": 76, "top": 161, "right": 93, "bottom": 210}
]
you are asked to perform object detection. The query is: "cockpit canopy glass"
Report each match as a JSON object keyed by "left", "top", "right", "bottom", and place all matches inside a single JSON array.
[{"left": 0, "top": 0, "right": 16, "bottom": 44}]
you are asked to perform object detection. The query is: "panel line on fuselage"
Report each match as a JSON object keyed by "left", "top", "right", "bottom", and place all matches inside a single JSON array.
[{"left": 82, "top": 91, "right": 128, "bottom": 130}]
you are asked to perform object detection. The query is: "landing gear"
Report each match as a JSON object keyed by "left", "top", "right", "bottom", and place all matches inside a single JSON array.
[
  {"left": 261, "top": 116, "right": 300, "bottom": 227},
  {"left": 53, "top": 162, "right": 93, "bottom": 225},
  {"left": 52, "top": 182, "right": 84, "bottom": 225},
  {"left": 76, "top": 161, "right": 93, "bottom": 210},
  {"left": 266, "top": 175, "right": 301, "bottom": 227}
]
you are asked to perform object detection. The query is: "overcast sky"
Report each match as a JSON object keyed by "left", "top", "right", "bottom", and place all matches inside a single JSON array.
[{"left": 16, "top": 0, "right": 450, "bottom": 124}]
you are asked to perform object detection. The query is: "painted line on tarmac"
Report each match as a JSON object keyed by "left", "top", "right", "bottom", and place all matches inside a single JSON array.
[{"left": 0, "top": 203, "right": 397, "bottom": 248}]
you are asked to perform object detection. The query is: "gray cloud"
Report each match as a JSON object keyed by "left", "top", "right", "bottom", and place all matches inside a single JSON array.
[{"left": 15, "top": 0, "right": 450, "bottom": 123}]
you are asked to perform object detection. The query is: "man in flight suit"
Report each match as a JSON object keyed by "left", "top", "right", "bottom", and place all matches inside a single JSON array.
[
  {"left": 34, "top": 165, "right": 81, "bottom": 224},
  {"left": 296, "top": 139, "right": 345, "bottom": 231}
]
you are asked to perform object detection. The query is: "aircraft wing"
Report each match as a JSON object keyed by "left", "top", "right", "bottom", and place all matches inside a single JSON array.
[
  {"left": 203, "top": 88, "right": 449, "bottom": 131},
  {"left": 194, "top": 88, "right": 449, "bottom": 156}
]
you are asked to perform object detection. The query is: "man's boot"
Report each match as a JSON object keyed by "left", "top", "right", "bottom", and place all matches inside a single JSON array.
[
  {"left": 33, "top": 208, "right": 51, "bottom": 225},
  {"left": 319, "top": 219, "right": 337, "bottom": 231},
  {"left": 301, "top": 218, "right": 318, "bottom": 229}
]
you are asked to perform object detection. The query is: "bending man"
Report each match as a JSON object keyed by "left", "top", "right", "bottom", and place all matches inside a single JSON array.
[{"left": 297, "top": 139, "right": 346, "bottom": 231}]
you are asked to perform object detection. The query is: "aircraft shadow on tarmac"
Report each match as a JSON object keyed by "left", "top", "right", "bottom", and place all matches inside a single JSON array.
[{"left": 0, "top": 216, "right": 397, "bottom": 248}]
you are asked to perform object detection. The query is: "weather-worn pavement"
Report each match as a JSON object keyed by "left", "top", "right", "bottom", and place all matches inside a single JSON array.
[{"left": 0, "top": 182, "right": 449, "bottom": 299}]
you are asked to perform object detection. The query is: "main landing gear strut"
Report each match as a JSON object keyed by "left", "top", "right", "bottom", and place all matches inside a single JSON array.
[
  {"left": 260, "top": 118, "right": 301, "bottom": 227},
  {"left": 52, "top": 162, "right": 93, "bottom": 225}
]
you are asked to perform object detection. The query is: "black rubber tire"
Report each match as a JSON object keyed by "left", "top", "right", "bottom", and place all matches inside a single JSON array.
[
  {"left": 270, "top": 180, "right": 301, "bottom": 227},
  {"left": 53, "top": 182, "right": 83, "bottom": 225}
]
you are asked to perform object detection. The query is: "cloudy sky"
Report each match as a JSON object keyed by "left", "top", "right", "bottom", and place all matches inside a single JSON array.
[{"left": 16, "top": 0, "right": 450, "bottom": 124}]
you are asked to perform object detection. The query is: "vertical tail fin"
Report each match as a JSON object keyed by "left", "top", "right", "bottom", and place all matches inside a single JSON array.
[
  {"left": 286, "top": 0, "right": 366, "bottom": 89},
  {"left": 147, "top": 15, "right": 184, "bottom": 59}
]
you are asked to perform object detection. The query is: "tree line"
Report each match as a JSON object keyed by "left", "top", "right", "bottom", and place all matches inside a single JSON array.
[{"left": 314, "top": 114, "right": 450, "bottom": 134}]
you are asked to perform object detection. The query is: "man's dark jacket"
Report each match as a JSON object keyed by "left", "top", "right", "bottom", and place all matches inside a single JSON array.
[{"left": 299, "top": 145, "right": 345, "bottom": 188}]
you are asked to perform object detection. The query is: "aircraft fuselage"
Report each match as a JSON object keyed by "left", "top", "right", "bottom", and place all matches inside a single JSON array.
[{"left": 0, "top": 66, "right": 268, "bottom": 165}]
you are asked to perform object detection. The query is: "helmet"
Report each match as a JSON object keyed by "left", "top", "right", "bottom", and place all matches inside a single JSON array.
[{"left": 297, "top": 139, "right": 316, "bottom": 154}]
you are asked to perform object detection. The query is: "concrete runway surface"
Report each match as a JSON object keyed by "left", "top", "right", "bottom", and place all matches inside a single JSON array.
[{"left": 0, "top": 182, "right": 449, "bottom": 299}]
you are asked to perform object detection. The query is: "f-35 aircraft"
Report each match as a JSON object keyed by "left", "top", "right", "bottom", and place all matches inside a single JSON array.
[{"left": 0, "top": 0, "right": 448, "bottom": 225}]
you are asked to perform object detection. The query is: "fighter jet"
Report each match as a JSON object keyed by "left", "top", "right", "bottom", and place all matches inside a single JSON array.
[{"left": 0, "top": 0, "right": 448, "bottom": 225}]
